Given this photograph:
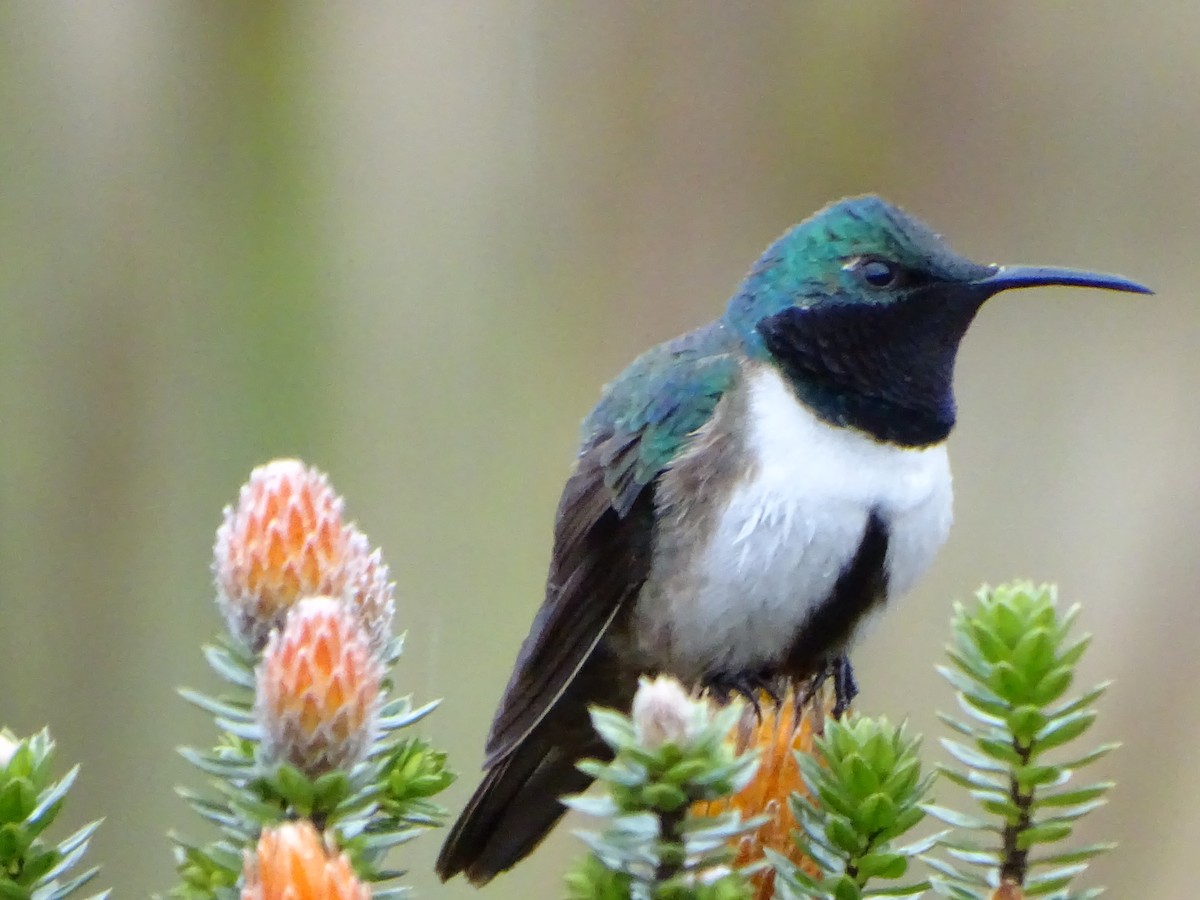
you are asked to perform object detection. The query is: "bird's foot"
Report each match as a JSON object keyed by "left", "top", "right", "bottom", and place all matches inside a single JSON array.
[
  {"left": 799, "top": 654, "right": 858, "bottom": 719},
  {"left": 831, "top": 654, "right": 858, "bottom": 717},
  {"left": 703, "top": 669, "right": 782, "bottom": 718}
]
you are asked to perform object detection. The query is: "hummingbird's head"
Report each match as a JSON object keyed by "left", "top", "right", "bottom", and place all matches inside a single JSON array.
[{"left": 726, "top": 195, "right": 1150, "bottom": 446}]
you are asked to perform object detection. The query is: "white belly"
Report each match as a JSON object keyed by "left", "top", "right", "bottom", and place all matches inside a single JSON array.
[{"left": 635, "top": 366, "right": 953, "bottom": 677}]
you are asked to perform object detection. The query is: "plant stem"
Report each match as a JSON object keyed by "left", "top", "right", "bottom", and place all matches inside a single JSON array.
[
  {"left": 655, "top": 806, "right": 686, "bottom": 884},
  {"left": 1000, "top": 740, "right": 1034, "bottom": 885}
]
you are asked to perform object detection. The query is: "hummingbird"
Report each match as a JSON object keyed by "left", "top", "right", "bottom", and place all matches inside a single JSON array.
[{"left": 436, "top": 195, "right": 1149, "bottom": 884}]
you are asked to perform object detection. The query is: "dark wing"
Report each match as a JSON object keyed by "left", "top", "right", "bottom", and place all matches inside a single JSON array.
[
  {"left": 482, "top": 342, "right": 739, "bottom": 764},
  {"left": 437, "top": 333, "right": 739, "bottom": 882}
]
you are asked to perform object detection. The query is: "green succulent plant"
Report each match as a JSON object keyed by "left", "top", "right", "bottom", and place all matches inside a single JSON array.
[{"left": 0, "top": 729, "right": 107, "bottom": 900}]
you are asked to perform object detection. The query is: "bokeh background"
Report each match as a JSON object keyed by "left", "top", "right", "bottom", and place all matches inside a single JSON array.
[{"left": 2, "top": 3, "right": 1198, "bottom": 896}]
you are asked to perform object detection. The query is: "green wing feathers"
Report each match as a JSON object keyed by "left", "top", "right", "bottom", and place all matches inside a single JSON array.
[{"left": 585, "top": 325, "right": 739, "bottom": 516}]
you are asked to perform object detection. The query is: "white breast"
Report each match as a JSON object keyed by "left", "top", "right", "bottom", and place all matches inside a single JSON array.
[{"left": 637, "top": 366, "right": 953, "bottom": 677}]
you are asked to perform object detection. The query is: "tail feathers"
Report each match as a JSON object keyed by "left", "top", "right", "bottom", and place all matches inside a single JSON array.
[{"left": 436, "top": 731, "right": 605, "bottom": 885}]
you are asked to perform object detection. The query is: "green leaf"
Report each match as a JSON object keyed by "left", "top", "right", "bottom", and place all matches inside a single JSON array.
[
  {"left": 1055, "top": 742, "right": 1118, "bottom": 771},
  {"left": 939, "top": 766, "right": 1006, "bottom": 793},
  {"left": 956, "top": 691, "right": 1011, "bottom": 726},
  {"left": 862, "top": 881, "right": 930, "bottom": 897},
  {"left": 892, "top": 830, "right": 947, "bottom": 857},
  {"left": 1035, "top": 798, "right": 1109, "bottom": 822},
  {"left": 176, "top": 746, "right": 253, "bottom": 780},
  {"left": 1011, "top": 627, "right": 1057, "bottom": 678},
  {"left": 1021, "top": 864, "right": 1086, "bottom": 894},
  {"left": 938, "top": 738, "right": 1009, "bottom": 775},
  {"left": 1012, "top": 763, "right": 1063, "bottom": 793},
  {"left": 967, "top": 619, "right": 1012, "bottom": 664},
  {"left": 942, "top": 650, "right": 990, "bottom": 686},
  {"left": 588, "top": 708, "right": 637, "bottom": 751},
  {"left": 272, "top": 764, "right": 315, "bottom": 813},
  {"left": 980, "top": 796, "right": 1023, "bottom": 822},
  {"left": 832, "top": 873, "right": 863, "bottom": 900},
  {"left": 640, "top": 782, "right": 688, "bottom": 812},
  {"left": 880, "top": 756, "right": 922, "bottom": 800},
  {"left": 826, "top": 814, "right": 866, "bottom": 855},
  {"left": 863, "top": 729, "right": 898, "bottom": 774},
  {"left": 1045, "top": 681, "right": 1111, "bottom": 720},
  {"left": 920, "top": 804, "right": 992, "bottom": 831},
  {"left": 991, "top": 598, "right": 1028, "bottom": 647},
  {"left": 54, "top": 820, "right": 102, "bottom": 860},
  {"left": 795, "top": 749, "right": 830, "bottom": 797},
  {"left": 1017, "top": 821, "right": 1073, "bottom": 848},
  {"left": 312, "top": 771, "right": 353, "bottom": 810},
  {"left": 1033, "top": 711, "right": 1096, "bottom": 754},
  {"left": 661, "top": 758, "right": 709, "bottom": 785},
  {"left": 986, "top": 662, "right": 1029, "bottom": 703},
  {"left": 1037, "top": 783, "right": 1113, "bottom": 808},
  {"left": 843, "top": 753, "right": 881, "bottom": 798},
  {"left": 201, "top": 644, "right": 256, "bottom": 689},
  {"left": 1029, "top": 666, "right": 1074, "bottom": 706},
  {"left": 52, "top": 868, "right": 105, "bottom": 899},
  {"left": 1006, "top": 705, "right": 1047, "bottom": 744},
  {"left": 857, "top": 793, "right": 897, "bottom": 835},
  {"left": 177, "top": 688, "right": 253, "bottom": 721},
  {"left": 1056, "top": 633, "right": 1093, "bottom": 669},
  {"left": 873, "top": 804, "right": 924, "bottom": 844},
  {"left": 376, "top": 698, "right": 441, "bottom": 732},
  {"left": 26, "top": 766, "right": 79, "bottom": 833},
  {"left": 816, "top": 780, "right": 860, "bottom": 820},
  {"left": 21, "top": 845, "right": 59, "bottom": 883},
  {"left": 854, "top": 851, "right": 906, "bottom": 880},
  {"left": 1028, "top": 841, "right": 1116, "bottom": 866},
  {"left": 1056, "top": 602, "right": 1082, "bottom": 638},
  {"left": 975, "top": 737, "right": 1023, "bottom": 766},
  {"left": 0, "top": 780, "right": 37, "bottom": 827},
  {"left": 943, "top": 844, "right": 997, "bottom": 866},
  {"left": 923, "top": 852, "right": 989, "bottom": 885}
]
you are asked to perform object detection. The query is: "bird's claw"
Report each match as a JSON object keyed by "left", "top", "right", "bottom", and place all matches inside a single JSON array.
[
  {"left": 799, "top": 654, "right": 858, "bottom": 718},
  {"left": 703, "top": 669, "right": 783, "bottom": 718},
  {"left": 831, "top": 654, "right": 858, "bottom": 717}
]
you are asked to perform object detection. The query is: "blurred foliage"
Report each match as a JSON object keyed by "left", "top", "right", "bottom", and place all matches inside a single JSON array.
[
  {"left": 564, "top": 679, "right": 762, "bottom": 899},
  {"left": 924, "top": 584, "right": 1115, "bottom": 899},
  {"left": 0, "top": 729, "right": 107, "bottom": 900},
  {"left": 772, "top": 717, "right": 934, "bottom": 900}
]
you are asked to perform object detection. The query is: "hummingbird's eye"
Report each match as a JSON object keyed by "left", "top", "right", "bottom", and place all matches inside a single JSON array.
[{"left": 857, "top": 258, "right": 899, "bottom": 288}]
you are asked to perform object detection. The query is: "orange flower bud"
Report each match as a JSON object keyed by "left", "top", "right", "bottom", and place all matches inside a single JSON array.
[
  {"left": 242, "top": 820, "right": 370, "bottom": 900},
  {"left": 215, "top": 460, "right": 355, "bottom": 650},
  {"left": 257, "top": 597, "right": 383, "bottom": 776},
  {"left": 693, "top": 684, "right": 834, "bottom": 899},
  {"left": 214, "top": 459, "right": 394, "bottom": 652}
]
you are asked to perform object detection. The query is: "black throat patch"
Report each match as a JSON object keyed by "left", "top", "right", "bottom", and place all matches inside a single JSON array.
[{"left": 755, "top": 290, "right": 983, "bottom": 447}]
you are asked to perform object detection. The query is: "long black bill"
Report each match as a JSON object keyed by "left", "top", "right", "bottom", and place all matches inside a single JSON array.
[{"left": 976, "top": 265, "right": 1153, "bottom": 296}]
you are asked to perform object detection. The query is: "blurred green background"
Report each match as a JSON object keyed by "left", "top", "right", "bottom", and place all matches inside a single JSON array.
[{"left": 2, "top": 2, "right": 1198, "bottom": 896}]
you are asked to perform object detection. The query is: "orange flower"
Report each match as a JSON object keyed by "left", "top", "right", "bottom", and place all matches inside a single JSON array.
[
  {"left": 242, "top": 820, "right": 370, "bottom": 900},
  {"left": 693, "top": 683, "right": 835, "bottom": 899},
  {"left": 214, "top": 459, "right": 394, "bottom": 652},
  {"left": 257, "top": 597, "right": 383, "bottom": 776}
]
